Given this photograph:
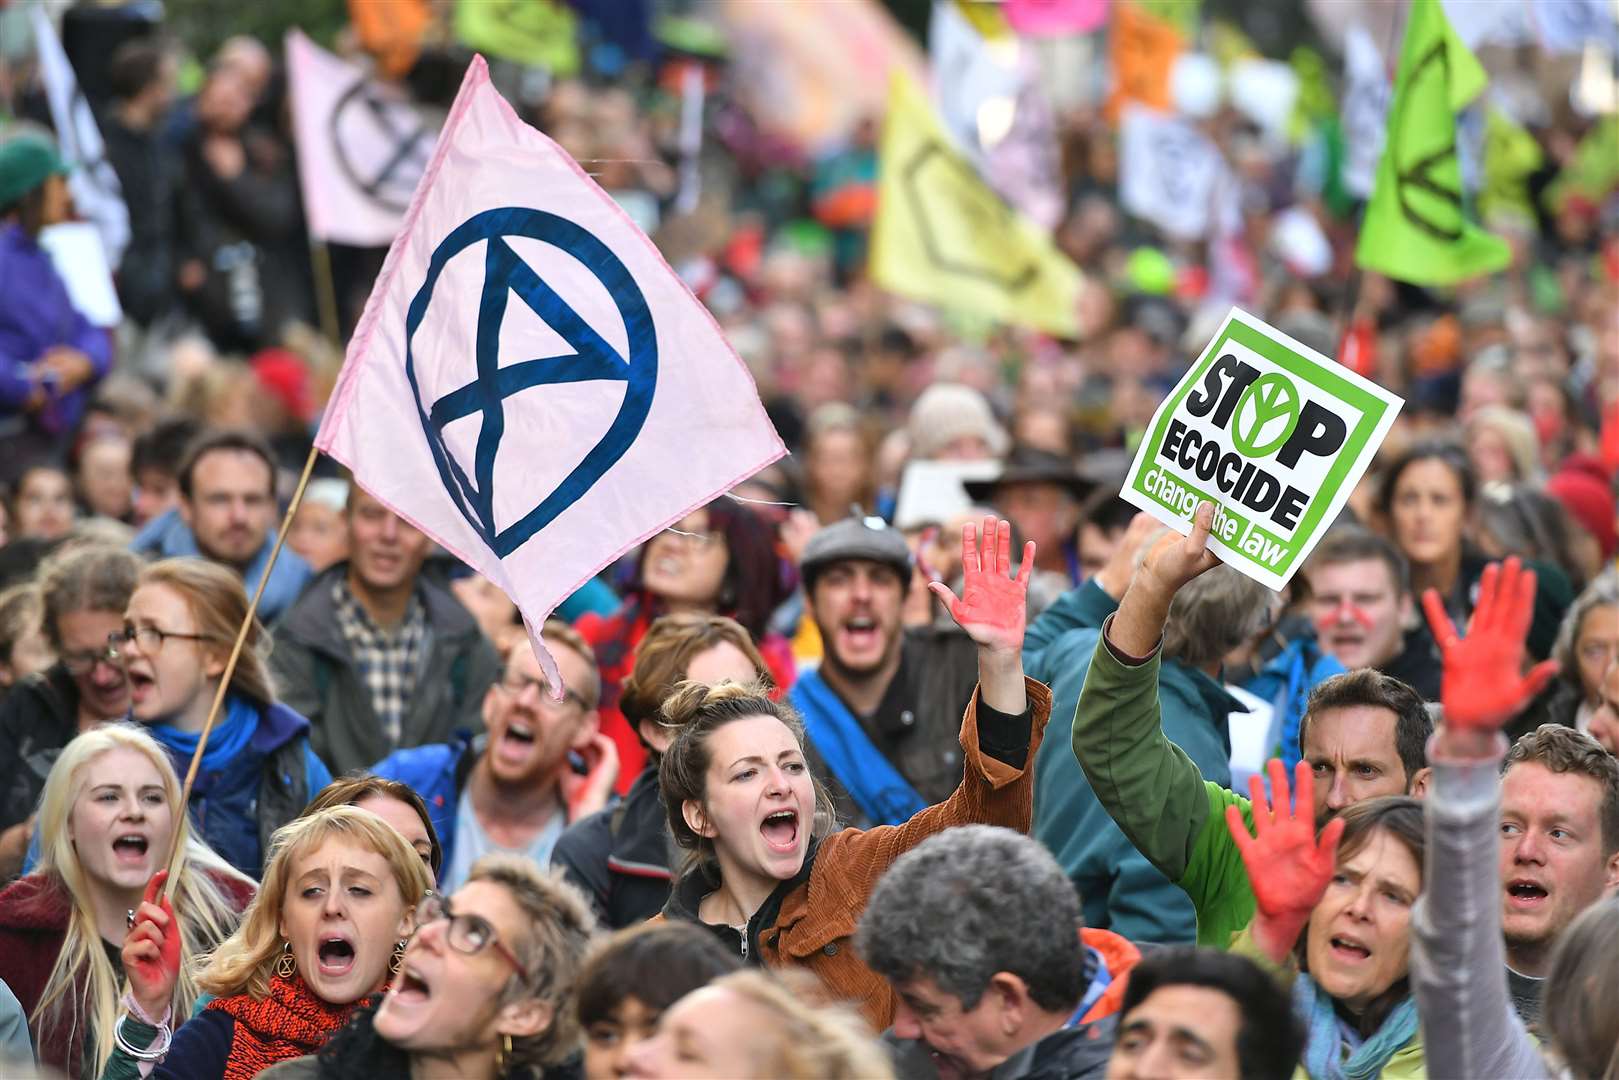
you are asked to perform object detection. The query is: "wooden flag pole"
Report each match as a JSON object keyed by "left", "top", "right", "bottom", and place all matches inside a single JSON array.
[
  {"left": 310, "top": 239, "right": 343, "bottom": 347},
  {"left": 161, "top": 443, "right": 323, "bottom": 900}
]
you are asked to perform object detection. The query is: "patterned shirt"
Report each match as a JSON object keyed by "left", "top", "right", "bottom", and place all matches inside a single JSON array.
[{"left": 332, "top": 580, "right": 428, "bottom": 749}]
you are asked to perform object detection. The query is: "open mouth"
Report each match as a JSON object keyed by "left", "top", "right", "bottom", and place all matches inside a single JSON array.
[
  {"left": 1507, "top": 880, "right": 1549, "bottom": 905},
  {"left": 840, "top": 617, "right": 880, "bottom": 650},
  {"left": 317, "top": 936, "right": 357, "bottom": 976},
  {"left": 112, "top": 834, "right": 149, "bottom": 862},
  {"left": 504, "top": 721, "right": 536, "bottom": 746},
  {"left": 126, "top": 670, "right": 155, "bottom": 701},
  {"left": 760, "top": 809, "right": 799, "bottom": 853},
  {"left": 394, "top": 965, "right": 431, "bottom": 1002},
  {"left": 1329, "top": 936, "right": 1372, "bottom": 961}
]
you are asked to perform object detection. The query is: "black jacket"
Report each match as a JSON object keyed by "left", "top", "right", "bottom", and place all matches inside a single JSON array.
[
  {"left": 269, "top": 564, "right": 500, "bottom": 776},
  {"left": 553, "top": 764, "right": 676, "bottom": 929},
  {"left": 0, "top": 664, "right": 78, "bottom": 834}
]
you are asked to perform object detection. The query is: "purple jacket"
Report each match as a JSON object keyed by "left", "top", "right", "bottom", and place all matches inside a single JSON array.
[{"left": 0, "top": 223, "right": 112, "bottom": 433}]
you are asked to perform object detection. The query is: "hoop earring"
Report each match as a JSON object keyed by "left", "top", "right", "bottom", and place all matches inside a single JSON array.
[
  {"left": 389, "top": 940, "right": 406, "bottom": 975},
  {"left": 496, "top": 1033, "right": 512, "bottom": 1074},
  {"left": 275, "top": 942, "right": 297, "bottom": 979}
]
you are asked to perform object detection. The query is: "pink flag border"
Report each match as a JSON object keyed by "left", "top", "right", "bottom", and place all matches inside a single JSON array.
[{"left": 316, "top": 54, "right": 786, "bottom": 628}]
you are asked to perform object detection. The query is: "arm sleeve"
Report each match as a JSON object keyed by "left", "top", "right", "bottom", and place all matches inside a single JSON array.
[
  {"left": 1023, "top": 579, "right": 1119, "bottom": 660},
  {"left": 100, "top": 1011, "right": 233, "bottom": 1080},
  {"left": 267, "top": 640, "right": 323, "bottom": 733},
  {"left": 1071, "top": 617, "right": 1215, "bottom": 881},
  {"left": 1100, "top": 833, "right": 1199, "bottom": 944},
  {"left": 817, "top": 680, "right": 1052, "bottom": 894},
  {"left": 1411, "top": 744, "right": 1551, "bottom": 1080}
]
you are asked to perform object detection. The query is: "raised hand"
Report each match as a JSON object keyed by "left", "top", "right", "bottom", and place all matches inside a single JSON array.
[
  {"left": 1226, "top": 759, "right": 1346, "bottom": 963},
  {"left": 929, "top": 516, "right": 1034, "bottom": 656},
  {"left": 562, "top": 732, "right": 620, "bottom": 822},
  {"left": 124, "top": 870, "right": 181, "bottom": 1020},
  {"left": 1140, "top": 501, "right": 1222, "bottom": 595},
  {"left": 1093, "top": 512, "right": 1169, "bottom": 600},
  {"left": 1422, "top": 557, "right": 1559, "bottom": 733}
]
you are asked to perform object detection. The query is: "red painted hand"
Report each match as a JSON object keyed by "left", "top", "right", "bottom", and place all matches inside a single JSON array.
[
  {"left": 928, "top": 516, "right": 1034, "bottom": 654},
  {"left": 1225, "top": 759, "right": 1345, "bottom": 962},
  {"left": 1421, "top": 557, "right": 1560, "bottom": 733},
  {"left": 123, "top": 870, "right": 180, "bottom": 1020}
]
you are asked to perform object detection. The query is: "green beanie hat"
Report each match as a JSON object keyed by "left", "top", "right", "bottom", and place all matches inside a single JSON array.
[{"left": 0, "top": 133, "right": 69, "bottom": 209}]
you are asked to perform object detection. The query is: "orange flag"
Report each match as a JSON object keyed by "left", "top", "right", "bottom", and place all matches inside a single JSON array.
[{"left": 1107, "top": 2, "right": 1183, "bottom": 123}]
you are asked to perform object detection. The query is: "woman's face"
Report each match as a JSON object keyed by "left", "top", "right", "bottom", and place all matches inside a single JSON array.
[
  {"left": 1466, "top": 428, "right": 1517, "bottom": 485},
  {"left": 1573, "top": 604, "right": 1619, "bottom": 705},
  {"left": 640, "top": 640, "right": 765, "bottom": 756},
  {"left": 57, "top": 607, "right": 130, "bottom": 721},
  {"left": 78, "top": 439, "right": 133, "bottom": 521},
  {"left": 15, "top": 468, "right": 76, "bottom": 540},
  {"left": 121, "top": 583, "right": 221, "bottom": 726},
  {"left": 807, "top": 429, "right": 869, "bottom": 505},
  {"left": 377, "top": 879, "right": 539, "bottom": 1057},
  {"left": 586, "top": 995, "right": 660, "bottom": 1080},
  {"left": 685, "top": 716, "right": 815, "bottom": 885},
  {"left": 621, "top": 986, "right": 775, "bottom": 1080},
  {"left": 642, "top": 511, "right": 729, "bottom": 609},
  {"left": 354, "top": 794, "right": 434, "bottom": 873},
  {"left": 1389, "top": 459, "right": 1468, "bottom": 569},
  {"left": 278, "top": 839, "right": 412, "bottom": 1005},
  {"left": 1304, "top": 829, "right": 1422, "bottom": 1015},
  {"left": 70, "top": 747, "right": 174, "bottom": 896}
]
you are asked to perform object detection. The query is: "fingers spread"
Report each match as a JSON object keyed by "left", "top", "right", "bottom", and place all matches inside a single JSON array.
[
  {"left": 995, "top": 518, "right": 1012, "bottom": 577},
  {"left": 1248, "top": 773, "right": 1272, "bottom": 833},
  {"left": 1292, "top": 759, "right": 1315, "bottom": 827},
  {"left": 1421, "top": 589, "right": 1459, "bottom": 652},
  {"left": 1018, "top": 540, "right": 1036, "bottom": 585},
  {"left": 962, "top": 521, "right": 980, "bottom": 574},
  {"left": 1225, "top": 804, "right": 1257, "bottom": 858},
  {"left": 1266, "top": 758, "right": 1291, "bottom": 819}
]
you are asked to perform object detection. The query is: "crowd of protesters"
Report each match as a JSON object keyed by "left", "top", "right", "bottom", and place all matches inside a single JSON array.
[{"left": 1, "top": 1, "right": 1618, "bottom": 1078}]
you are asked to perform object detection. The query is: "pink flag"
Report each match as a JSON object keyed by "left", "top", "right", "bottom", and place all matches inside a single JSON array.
[
  {"left": 315, "top": 55, "right": 785, "bottom": 689},
  {"left": 286, "top": 30, "right": 437, "bottom": 246},
  {"left": 1006, "top": 0, "right": 1109, "bottom": 35}
]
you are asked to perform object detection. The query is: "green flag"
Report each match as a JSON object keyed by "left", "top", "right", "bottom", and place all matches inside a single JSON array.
[
  {"left": 455, "top": 0, "right": 579, "bottom": 74},
  {"left": 1544, "top": 117, "right": 1619, "bottom": 215},
  {"left": 1354, "top": 0, "right": 1509, "bottom": 286},
  {"left": 1480, "top": 106, "right": 1543, "bottom": 225}
]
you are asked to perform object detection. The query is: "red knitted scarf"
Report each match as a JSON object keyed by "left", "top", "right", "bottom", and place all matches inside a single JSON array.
[{"left": 207, "top": 973, "right": 373, "bottom": 1080}]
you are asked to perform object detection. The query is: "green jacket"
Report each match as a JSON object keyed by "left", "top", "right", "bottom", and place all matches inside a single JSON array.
[
  {"left": 1027, "top": 582, "right": 1237, "bottom": 944},
  {"left": 1071, "top": 621, "right": 1259, "bottom": 948}
]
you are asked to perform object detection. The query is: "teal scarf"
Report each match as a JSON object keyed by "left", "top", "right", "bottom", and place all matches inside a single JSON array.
[{"left": 1293, "top": 974, "right": 1419, "bottom": 1080}]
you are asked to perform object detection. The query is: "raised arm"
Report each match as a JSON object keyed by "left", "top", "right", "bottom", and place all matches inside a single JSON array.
[{"left": 1412, "top": 558, "right": 1557, "bottom": 1080}]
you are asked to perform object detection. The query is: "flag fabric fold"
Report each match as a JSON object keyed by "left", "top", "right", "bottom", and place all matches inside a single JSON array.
[
  {"left": 1354, "top": 0, "right": 1510, "bottom": 286},
  {"left": 315, "top": 55, "right": 784, "bottom": 689}
]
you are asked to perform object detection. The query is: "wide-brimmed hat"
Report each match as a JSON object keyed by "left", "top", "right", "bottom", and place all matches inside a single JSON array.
[
  {"left": 964, "top": 446, "right": 1101, "bottom": 503},
  {"left": 0, "top": 133, "right": 69, "bottom": 209}
]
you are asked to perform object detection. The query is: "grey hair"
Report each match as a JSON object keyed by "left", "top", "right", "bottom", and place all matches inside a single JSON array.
[
  {"left": 1161, "top": 564, "right": 1276, "bottom": 668},
  {"left": 856, "top": 825, "right": 1084, "bottom": 1013},
  {"left": 1552, "top": 570, "right": 1619, "bottom": 700}
]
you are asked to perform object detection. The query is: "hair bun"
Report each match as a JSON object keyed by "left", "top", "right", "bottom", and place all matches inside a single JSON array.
[{"left": 659, "top": 678, "right": 760, "bottom": 730}]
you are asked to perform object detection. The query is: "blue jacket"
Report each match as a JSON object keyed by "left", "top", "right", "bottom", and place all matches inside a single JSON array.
[
  {"left": 1024, "top": 580, "right": 1239, "bottom": 945},
  {"left": 372, "top": 734, "right": 476, "bottom": 884},
  {"left": 0, "top": 224, "right": 112, "bottom": 438},
  {"left": 1243, "top": 637, "right": 1346, "bottom": 771},
  {"left": 131, "top": 509, "right": 313, "bottom": 624}
]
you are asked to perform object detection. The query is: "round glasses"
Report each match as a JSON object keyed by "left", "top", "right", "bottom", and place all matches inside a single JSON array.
[
  {"left": 412, "top": 893, "right": 529, "bottom": 979},
  {"left": 108, "top": 625, "right": 215, "bottom": 655}
]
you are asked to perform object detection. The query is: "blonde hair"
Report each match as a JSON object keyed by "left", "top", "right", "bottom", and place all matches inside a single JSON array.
[
  {"left": 137, "top": 558, "right": 276, "bottom": 705},
  {"left": 711, "top": 969, "right": 894, "bottom": 1080},
  {"left": 32, "top": 724, "right": 254, "bottom": 1076},
  {"left": 197, "top": 805, "right": 432, "bottom": 1000}
]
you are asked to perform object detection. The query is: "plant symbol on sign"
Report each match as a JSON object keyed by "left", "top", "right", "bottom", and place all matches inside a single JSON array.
[
  {"left": 1232, "top": 373, "right": 1301, "bottom": 458},
  {"left": 403, "top": 207, "right": 658, "bottom": 559}
]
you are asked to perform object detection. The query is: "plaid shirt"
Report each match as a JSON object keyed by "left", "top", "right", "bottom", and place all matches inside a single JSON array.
[{"left": 332, "top": 580, "right": 428, "bottom": 749}]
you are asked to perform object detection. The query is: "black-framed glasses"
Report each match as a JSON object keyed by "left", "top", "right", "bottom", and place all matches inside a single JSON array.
[
  {"left": 60, "top": 643, "right": 123, "bottom": 676},
  {"left": 498, "top": 668, "right": 591, "bottom": 710},
  {"left": 109, "top": 625, "right": 215, "bottom": 655},
  {"left": 412, "top": 893, "right": 528, "bottom": 979}
]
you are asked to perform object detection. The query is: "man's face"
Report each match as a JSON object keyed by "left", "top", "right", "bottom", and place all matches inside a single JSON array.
[
  {"left": 1303, "top": 706, "right": 1416, "bottom": 820},
  {"left": 481, "top": 644, "right": 598, "bottom": 788},
  {"left": 1107, "top": 985, "right": 1244, "bottom": 1080},
  {"left": 1307, "top": 559, "right": 1409, "bottom": 670},
  {"left": 994, "top": 483, "right": 1078, "bottom": 561},
  {"left": 808, "top": 559, "right": 905, "bottom": 677},
  {"left": 347, "top": 489, "right": 432, "bottom": 593},
  {"left": 1498, "top": 761, "right": 1619, "bottom": 958},
  {"left": 890, "top": 976, "right": 1019, "bottom": 1080},
  {"left": 1078, "top": 522, "right": 1126, "bottom": 582},
  {"left": 179, "top": 449, "right": 274, "bottom": 571},
  {"left": 133, "top": 467, "right": 180, "bottom": 527}
]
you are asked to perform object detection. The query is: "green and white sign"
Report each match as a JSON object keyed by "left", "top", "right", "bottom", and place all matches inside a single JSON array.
[{"left": 1121, "top": 307, "right": 1404, "bottom": 591}]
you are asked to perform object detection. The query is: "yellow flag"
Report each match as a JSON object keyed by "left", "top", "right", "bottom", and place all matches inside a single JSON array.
[{"left": 870, "top": 72, "right": 1082, "bottom": 337}]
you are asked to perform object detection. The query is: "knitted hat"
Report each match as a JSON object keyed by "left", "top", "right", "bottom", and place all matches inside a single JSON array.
[
  {"left": 906, "top": 384, "right": 1008, "bottom": 461},
  {"left": 0, "top": 133, "right": 69, "bottom": 208}
]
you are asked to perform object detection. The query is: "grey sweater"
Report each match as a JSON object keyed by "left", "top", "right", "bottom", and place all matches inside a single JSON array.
[{"left": 1410, "top": 737, "right": 1550, "bottom": 1080}]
